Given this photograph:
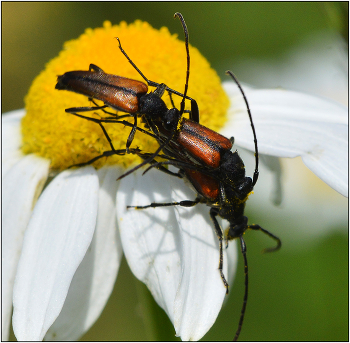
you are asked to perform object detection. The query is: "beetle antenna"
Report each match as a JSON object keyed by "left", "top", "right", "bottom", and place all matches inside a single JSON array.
[
  {"left": 174, "top": 12, "right": 190, "bottom": 115},
  {"left": 225, "top": 70, "right": 259, "bottom": 186},
  {"left": 233, "top": 236, "right": 249, "bottom": 341}
]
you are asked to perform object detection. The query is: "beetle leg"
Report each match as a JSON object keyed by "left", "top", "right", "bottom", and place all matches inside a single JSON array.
[{"left": 210, "top": 208, "right": 229, "bottom": 294}]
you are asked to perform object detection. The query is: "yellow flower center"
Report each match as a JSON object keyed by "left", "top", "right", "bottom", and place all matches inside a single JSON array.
[{"left": 21, "top": 20, "right": 229, "bottom": 170}]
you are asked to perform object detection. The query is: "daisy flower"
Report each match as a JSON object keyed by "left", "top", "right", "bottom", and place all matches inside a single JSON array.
[{"left": 2, "top": 19, "right": 347, "bottom": 342}]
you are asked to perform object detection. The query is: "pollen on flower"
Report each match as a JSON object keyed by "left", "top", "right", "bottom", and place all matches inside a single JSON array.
[{"left": 21, "top": 19, "right": 229, "bottom": 171}]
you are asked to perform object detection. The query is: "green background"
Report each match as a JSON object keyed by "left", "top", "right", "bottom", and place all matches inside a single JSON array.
[{"left": 3, "top": 2, "right": 348, "bottom": 341}]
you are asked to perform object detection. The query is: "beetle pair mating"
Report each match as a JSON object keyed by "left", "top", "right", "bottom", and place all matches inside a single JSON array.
[{"left": 55, "top": 12, "right": 281, "bottom": 341}]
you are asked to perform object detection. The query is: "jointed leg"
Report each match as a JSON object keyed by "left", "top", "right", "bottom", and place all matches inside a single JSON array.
[
  {"left": 127, "top": 198, "right": 200, "bottom": 210},
  {"left": 209, "top": 208, "right": 229, "bottom": 294},
  {"left": 70, "top": 149, "right": 128, "bottom": 168}
]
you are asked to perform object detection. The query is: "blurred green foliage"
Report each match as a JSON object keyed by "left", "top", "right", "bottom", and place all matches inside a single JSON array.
[{"left": 3, "top": 2, "right": 348, "bottom": 341}]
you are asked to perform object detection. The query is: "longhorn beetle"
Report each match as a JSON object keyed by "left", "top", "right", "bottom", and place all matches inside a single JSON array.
[
  {"left": 55, "top": 18, "right": 198, "bottom": 168},
  {"left": 56, "top": 12, "right": 281, "bottom": 341}
]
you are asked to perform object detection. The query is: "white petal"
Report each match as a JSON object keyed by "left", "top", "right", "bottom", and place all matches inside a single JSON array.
[
  {"left": 238, "top": 148, "right": 347, "bottom": 242},
  {"left": 224, "top": 230, "right": 238, "bottom": 290},
  {"left": 12, "top": 167, "right": 99, "bottom": 341},
  {"left": 222, "top": 82, "right": 348, "bottom": 196},
  {"left": 258, "top": 154, "right": 283, "bottom": 206},
  {"left": 117, "top": 169, "right": 182, "bottom": 321},
  {"left": 173, "top": 204, "right": 236, "bottom": 341},
  {"left": 2, "top": 154, "right": 49, "bottom": 340},
  {"left": 117, "top": 168, "right": 237, "bottom": 340},
  {"left": 2, "top": 109, "right": 26, "bottom": 174},
  {"left": 44, "top": 167, "right": 123, "bottom": 341}
]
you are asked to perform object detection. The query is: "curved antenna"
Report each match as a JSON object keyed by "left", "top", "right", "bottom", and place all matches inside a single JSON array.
[
  {"left": 116, "top": 36, "right": 198, "bottom": 110},
  {"left": 225, "top": 71, "right": 259, "bottom": 186},
  {"left": 116, "top": 13, "right": 194, "bottom": 180},
  {"left": 233, "top": 236, "right": 249, "bottom": 341},
  {"left": 174, "top": 12, "right": 190, "bottom": 115}
]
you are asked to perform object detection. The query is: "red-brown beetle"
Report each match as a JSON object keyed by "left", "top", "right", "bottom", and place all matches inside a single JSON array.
[
  {"left": 56, "top": 12, "right": 281, "bottom": 342},
  {"left": 55, "top": 35, "right": 199, "bottom": 152}
]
